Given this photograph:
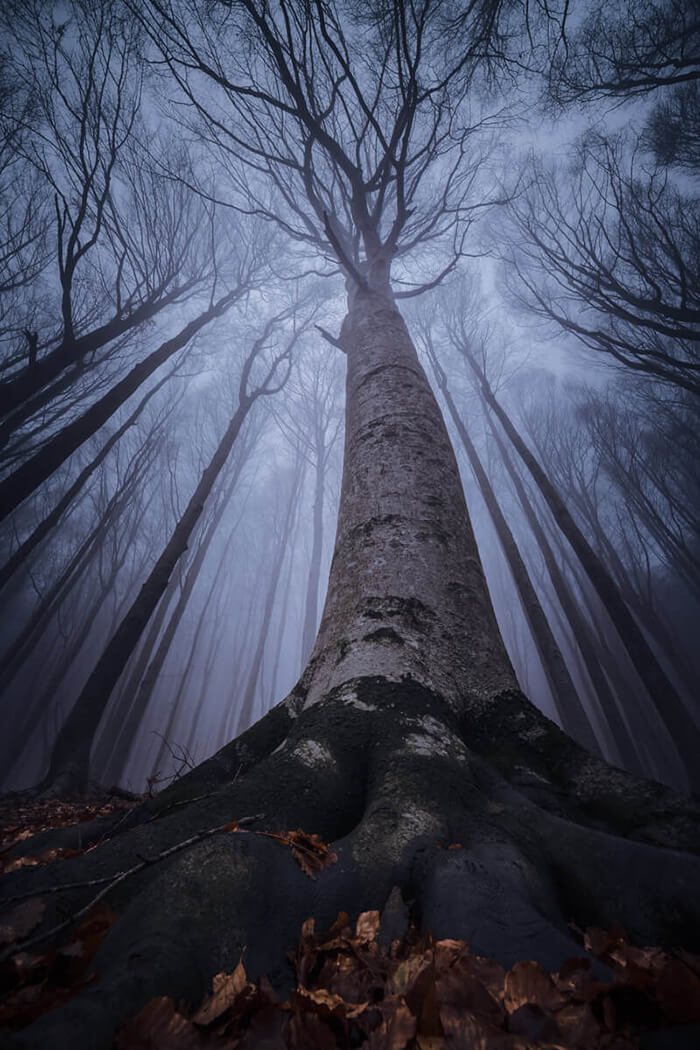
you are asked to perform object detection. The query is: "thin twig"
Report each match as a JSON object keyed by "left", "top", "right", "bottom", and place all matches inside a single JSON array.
[{"left": 0, "top": 814, "right": 264, "bottom": 959}]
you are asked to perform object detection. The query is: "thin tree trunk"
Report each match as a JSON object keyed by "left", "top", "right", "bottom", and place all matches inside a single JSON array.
[
  {"left": 91, "top": 565, "right": 184, "bottom": 781},
  {"left": 103, "top": 454, "right": 246, "bottom": 784},
  {"left": 0, "top": 280, "right": 196, "bottom": 432},
  {"left": 543, "top": 506, "right": 688, "bottom": 787},
  {"left": 267, "top": 546, "right": 297, "bottom": 708},
  {"left": 300, "top": 453, "right": 326, "bottom": 665},
  {"left": 486, "top": 414, "right": 647, "bottom": 777},
  {"left": 232, "top": 456, "right": 306, "bottom": 737},
  {"left": 38, "top": 396, "right": 254, "bottom": 794},
  {"left": 462, "top": 347, "right": 700, "bottom": 788},
  {"left": 430, "top": 359, "right": 600, "bottom": 753},
  {"left": 0, "top": 288, "right": 243, "bottom": 522},
  {"left": 0, "top": 455, "right": 150, "bottom": 692},
  {"left": 0, "top": 363, "right": 181, "bottom": 593}
]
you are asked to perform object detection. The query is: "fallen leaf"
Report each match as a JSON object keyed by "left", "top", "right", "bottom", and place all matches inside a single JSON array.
[
  {"left": 365, "top": 999, "right": 417, "bottom": 1049},
  {"left": 553, "top": 1000, "right": 603, "bottom": 1047},
  {"left": 390, "top": 953, "right": 431, "bottom": 997},
  {"left": 287, "top": 1008, "right": 337, "bottom": 1049},
  {"left": 436, "top": 966, "right": 504, "bottom": 1028},
  {"left": 116, "top": 997, "right": 211, "bottom": 1049},
  {"left": 584, "top": 923, "right": 626, "bottom": 961},
  {"left": 192, "top": 959, "right": 248, "bottom": 1025},
  {"left": 265, "top": 829, "right": 337, "bottom": 879},
  {"left": 504, "top": 960, "right": 564, "bottom": 1013},
  {"left": 295, "top": 985, "right": 369, "bottom": 1019},
  {"left": 355, "top": 910, "right": 380, "bottom": 943}
]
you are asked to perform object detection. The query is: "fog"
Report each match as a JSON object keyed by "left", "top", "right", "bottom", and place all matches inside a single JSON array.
[{"left": 0, "top": 0, "right": 697, "bottom": 798}]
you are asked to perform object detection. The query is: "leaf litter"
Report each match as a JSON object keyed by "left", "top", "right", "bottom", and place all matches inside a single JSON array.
[
  {"left": 116, "top": 911, "right": 700, "bottom": 1049},
  {"left": 2, "top": 804, "right": 700, "bottom": 1047}
]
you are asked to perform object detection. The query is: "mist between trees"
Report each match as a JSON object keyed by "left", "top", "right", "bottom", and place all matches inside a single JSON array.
[
  {"left": 0, "top": 0, "right": 697, "bottom": 798},
  {"left": 0, "top": 1, "right": 699, "bottom": 1046}
]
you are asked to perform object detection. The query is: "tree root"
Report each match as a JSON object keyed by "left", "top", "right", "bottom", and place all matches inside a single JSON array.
[{"left": 2, "top": 678, "right": 699, "bottom": 1048}]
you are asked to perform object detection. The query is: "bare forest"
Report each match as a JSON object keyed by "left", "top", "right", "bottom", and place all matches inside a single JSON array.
[{"left": 0, "top": 1, "right": 699, "bottom": 1047}]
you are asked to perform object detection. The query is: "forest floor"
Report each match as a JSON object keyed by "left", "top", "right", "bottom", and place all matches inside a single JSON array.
[{"left": 1, "top": 795, "right": 700, "bottom": 1048}]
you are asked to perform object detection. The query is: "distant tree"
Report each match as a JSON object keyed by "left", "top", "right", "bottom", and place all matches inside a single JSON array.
[
  {"left": 545, "top": 0, "right": 700, "bottom": 105},
  {"left": 3, "top": 6, "right": 700, "bottom": 1048},
  {"left": 37, "top": 304, "right": 304, "bottom": 795},
  {"left": 272, "top": 346, "right": 344, "bottom": 664},
  {"left": 507, "top": 134, "right": 700, "bottom": 395}
]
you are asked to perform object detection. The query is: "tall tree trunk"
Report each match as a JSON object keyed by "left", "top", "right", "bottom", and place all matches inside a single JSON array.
[
  {"left": 153, "top": 514, "right": 250, "bottom": 778},
  {"left": 461, "top": 347, "right": 700, "bottom": 788},
  {"left": 0, "top": 456, "right": 149, "bottom": 693},
  {"left": 429, "top": 358, "right": 600, "bottom": 753},
  {"left": 267, "top": 547, "right": 297, "bottom": 709},
  {"left": 542, "top": 497, "right": 688, "bottom": 787},
  {"left": 298, "top": 286, "right": 517, "bottom": 712},
  {"left": 0, "top": 283, "right": 192, "bottom": 427}
]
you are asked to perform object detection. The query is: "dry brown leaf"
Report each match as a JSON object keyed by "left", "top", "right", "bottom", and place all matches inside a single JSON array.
[
  {"left": 355, "top": 910, "right": 380, "bottom": 943},
  {"left": 365, "top": 998, "right": 417, "bottom": 1050},
  {"left": 390, "top": 953, "right": 431, "bottom": 996},
  {"left": 583, "top": 923, "right": 626, "bottom": 961},
  {"left": 433, "top": 938, "right": 467, "bottom": 968},
  {"left": 457, "top": 953, "right": 507, "bottom": 1002},
  {"left": 300, "top": 917, "right": 315, "bottom": 940},
  {"left": 265, "top": 829, "right": 337, "bottom": 879},
  {"left": 553, "top": 1001, "right": 603, "bottom": 1047},
  {"left": 287, "top": 1009, "right": 337, "bottom": 1049},
  {"left": 0, "top": 898, "right": 45, "bottom": 945},
  {"left": 504, "top": 959, "right": 565, "bottom": 1013},
  {"left": 2, "top": 856, "right": 39, "bottom": 874},
  {"left": 436, "top": 967, "right": 504, "bottom": 1028},
  {"left": 295, "top": 985, "right": 369, "bottom": 1018},
  {"left": 116, "top": 997, "right": 211, "bottom": 1049},
  {"left": 191, "top": 959, "right": 248, "bottom": 1025}
]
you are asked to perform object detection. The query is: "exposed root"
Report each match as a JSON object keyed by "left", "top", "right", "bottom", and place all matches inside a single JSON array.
[{"left": 1, "top": 678, "right": 699, "bottom": 1049}]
